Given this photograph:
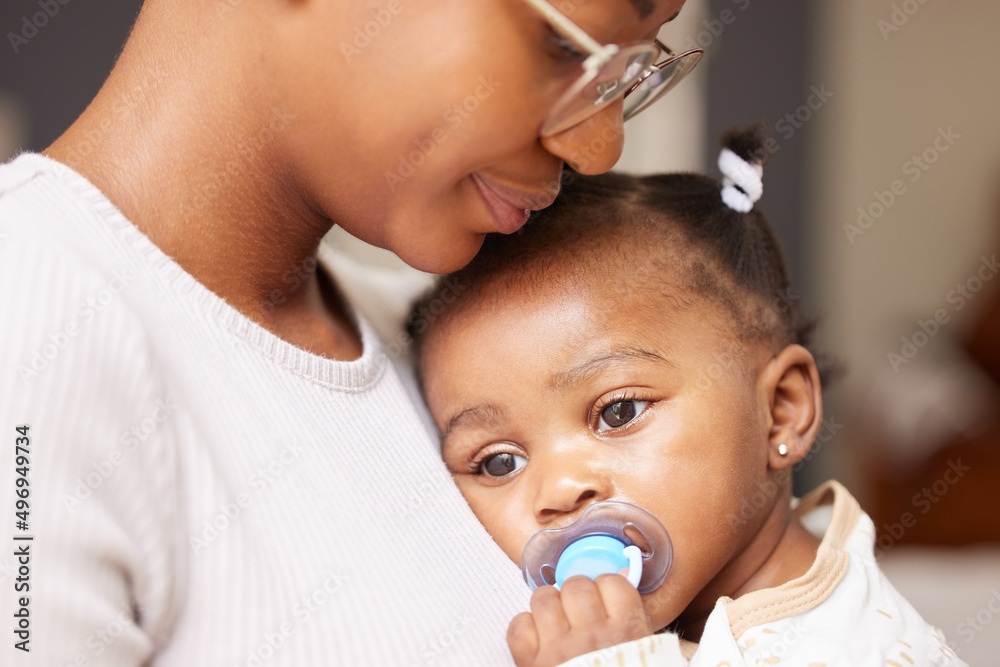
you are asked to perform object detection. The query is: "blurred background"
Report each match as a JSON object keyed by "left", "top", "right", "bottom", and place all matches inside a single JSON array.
[{"left": 2, "top": 0, "right": 998, "bottom": 662}]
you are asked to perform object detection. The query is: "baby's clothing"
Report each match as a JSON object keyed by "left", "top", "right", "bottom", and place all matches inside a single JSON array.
[{"left": 559, "top": 481, "right": 968, "bottom": 667}]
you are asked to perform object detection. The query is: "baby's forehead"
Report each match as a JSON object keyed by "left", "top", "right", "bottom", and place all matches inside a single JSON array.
[
  {"left": 413, "top": 207, "right": 773, "bottom": 369},
  {"left": 472, "top": 241, "right": 714, "bottom": 315},
  {"left": 424, "top": 253, "right": 735, "bottom": 361}
]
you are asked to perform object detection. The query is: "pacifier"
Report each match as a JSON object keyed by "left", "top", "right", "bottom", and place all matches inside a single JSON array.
[{"left": 520, "top": 501, "right": 673, "bottom": 595}]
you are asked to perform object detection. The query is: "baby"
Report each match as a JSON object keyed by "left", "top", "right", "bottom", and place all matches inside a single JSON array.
[{"left": 409, "top": 127, "right": 966, "bottom": 667}]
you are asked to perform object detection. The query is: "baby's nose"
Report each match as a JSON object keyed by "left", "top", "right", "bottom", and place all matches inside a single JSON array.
[{"left": 532, "top": 457, "right": 614, "bottom": 523}]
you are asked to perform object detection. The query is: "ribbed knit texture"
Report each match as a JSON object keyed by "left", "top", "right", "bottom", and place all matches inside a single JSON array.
[{"left": 0, "top": 154, "right": 530, "bottom": 666}]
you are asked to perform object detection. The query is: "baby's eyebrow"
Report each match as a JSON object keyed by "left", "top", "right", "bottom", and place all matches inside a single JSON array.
[
  {"left": 442, "top": 403, "right": 507, "bottom": 441},
  {"left": 549, "top": 347, "right": 672, "bottom": 391}
]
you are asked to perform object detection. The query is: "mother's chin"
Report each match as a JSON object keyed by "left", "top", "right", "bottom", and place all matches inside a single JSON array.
[{"left": 382, "top": 222, "right": 489, "bottom": 276}]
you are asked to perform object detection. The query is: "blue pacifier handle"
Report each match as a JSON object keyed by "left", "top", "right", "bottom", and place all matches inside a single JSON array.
[{"left": 554, "top": 535, "right": 644, "bottom": 589}]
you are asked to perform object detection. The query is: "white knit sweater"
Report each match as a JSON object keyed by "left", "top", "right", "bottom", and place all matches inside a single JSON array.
[{"left": 0, "top": 154, "right": 530, "bottom": 666}]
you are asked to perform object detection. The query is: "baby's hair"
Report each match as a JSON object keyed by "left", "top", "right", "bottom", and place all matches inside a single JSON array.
[{"left": 410, "top": 124, "right": 838, "bottom": 385}]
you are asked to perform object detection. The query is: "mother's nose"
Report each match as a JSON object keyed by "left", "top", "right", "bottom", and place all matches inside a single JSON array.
[{"left": 540, "top": 102, "right": 626, "bottom": 175}]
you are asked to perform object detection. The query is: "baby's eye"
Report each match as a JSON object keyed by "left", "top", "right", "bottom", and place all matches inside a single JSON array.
[
  {"left": 481, "top": 452, "right": 528, "bottom": 478},
  {"left": 598, "top": 400, "right": 649, "bottom": 431}
]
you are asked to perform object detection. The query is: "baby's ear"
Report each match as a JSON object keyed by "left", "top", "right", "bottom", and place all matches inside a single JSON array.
[{"left": 759, "top": 344, "right": 822, "bottom": 470}]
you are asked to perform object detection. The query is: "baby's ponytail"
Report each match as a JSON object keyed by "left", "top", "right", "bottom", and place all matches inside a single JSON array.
[{"left": 718, "top": 125, "right": 768, "bottom": 213}]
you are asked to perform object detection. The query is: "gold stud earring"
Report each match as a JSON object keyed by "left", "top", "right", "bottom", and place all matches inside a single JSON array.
[{"left": 777, "top": 444, "right": 789, "bottom": 456}]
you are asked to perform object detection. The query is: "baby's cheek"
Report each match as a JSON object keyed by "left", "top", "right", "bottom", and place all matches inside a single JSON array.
[
  {"left": 465, "top": 493, "right": 526, "bottom": 563},
  {"left": 503, "top": 532, "right": 530, "bottom": 566}
]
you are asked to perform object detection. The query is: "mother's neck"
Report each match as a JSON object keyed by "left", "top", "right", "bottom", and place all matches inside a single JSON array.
[{"left": 45, "top": 2, "right": 362, "bottom": 359}]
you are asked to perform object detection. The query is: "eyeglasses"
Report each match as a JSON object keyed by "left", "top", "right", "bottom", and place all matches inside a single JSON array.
[{"left": 522, "top": 0, "right": 703, "bottom": 136}]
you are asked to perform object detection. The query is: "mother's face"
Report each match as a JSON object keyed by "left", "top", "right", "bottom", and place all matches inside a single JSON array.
[{"left": 273, "top": 0, "right": 686, "bottom": 273}]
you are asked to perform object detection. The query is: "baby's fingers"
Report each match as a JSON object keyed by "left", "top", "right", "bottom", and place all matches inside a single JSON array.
[
  {"left": 594, "top": 574, "right": 653, "bottom": 640},
  {"left": 528, "top": 585, "right": 572, "bottom": 638},
  {"left": 559, "top": 575, "right": 608, "bottom": 628},
  {"left": 507, "top": 612, "right": 539, "bottom": 666}
]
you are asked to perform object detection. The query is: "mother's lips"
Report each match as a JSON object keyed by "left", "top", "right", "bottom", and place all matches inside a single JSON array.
[{"left": 473, "top": 173, "right": 559, "bottom": 234}]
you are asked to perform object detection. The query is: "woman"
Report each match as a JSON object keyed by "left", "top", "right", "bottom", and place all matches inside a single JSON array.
[{"left": 0, "top": 0, "right": 697, "bottom": 664}]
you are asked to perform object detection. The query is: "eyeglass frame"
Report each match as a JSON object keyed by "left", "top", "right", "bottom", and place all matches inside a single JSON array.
[{"left": 521, "top": 0, "right": 703, "bottom": 136}]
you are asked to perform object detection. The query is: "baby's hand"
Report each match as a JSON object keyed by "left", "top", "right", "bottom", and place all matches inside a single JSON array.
[{"left": 507, "top": 574, "right": 654, "bottom": 667}]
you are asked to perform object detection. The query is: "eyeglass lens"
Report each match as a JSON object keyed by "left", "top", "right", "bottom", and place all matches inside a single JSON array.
[
  {"left": 623, "top": 52, "right": 702, "bottom": 120},
  {"left": 590, "top": 47, "right": 657, "bottom": 105}
]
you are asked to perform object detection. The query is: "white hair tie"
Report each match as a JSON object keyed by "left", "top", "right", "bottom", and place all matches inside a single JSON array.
[{"left": 718, "top": 147, "right": 763, "bottom": 213}]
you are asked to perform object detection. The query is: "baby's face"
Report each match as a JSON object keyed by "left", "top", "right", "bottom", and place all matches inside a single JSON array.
[{"left": 421, "top": 275, "right": 778, "bottom": 630}]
